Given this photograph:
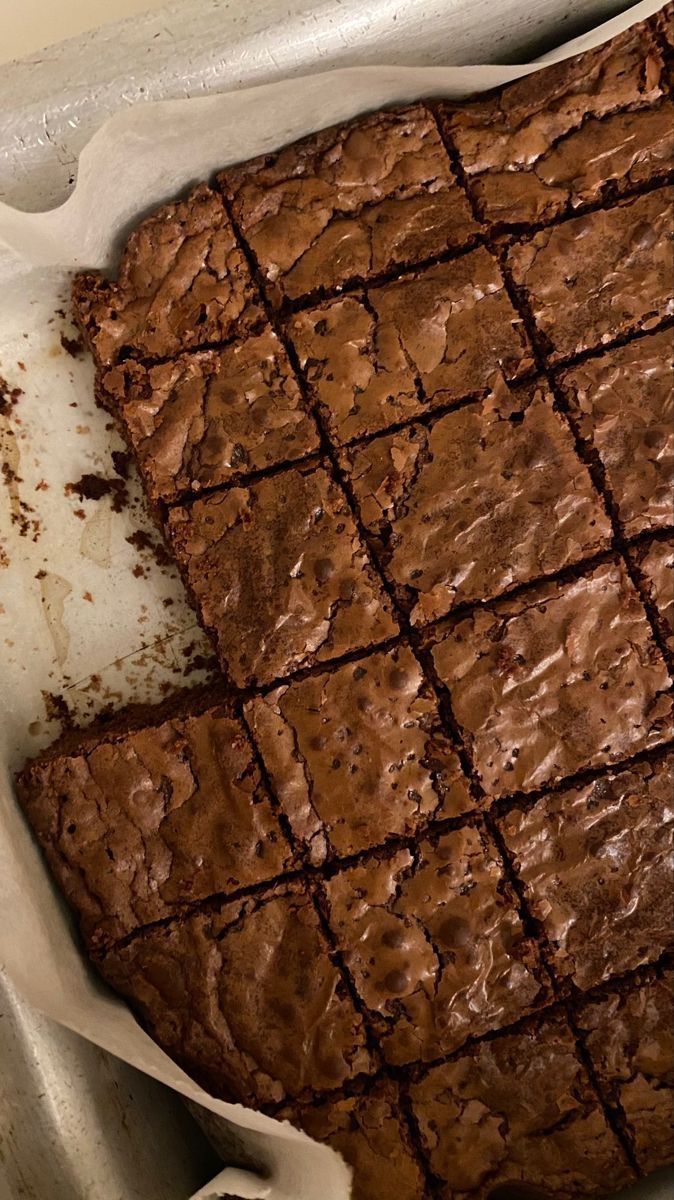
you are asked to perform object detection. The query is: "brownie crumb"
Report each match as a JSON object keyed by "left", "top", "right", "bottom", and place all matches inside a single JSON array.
[
  {"left": 0, "top": 376, "right": 24, "bottom": 415},
  {"left": 60, "top": 332, "right": 85, "bottom": 359},
  {"left": 125, "top": 529, "right": 173, "bottom": 568},
  {"left": 65, "top": 473, "right": 128, "bottom": 512},
  {"left": 111, "top": 450, "right": 132, "bottom": 479}
]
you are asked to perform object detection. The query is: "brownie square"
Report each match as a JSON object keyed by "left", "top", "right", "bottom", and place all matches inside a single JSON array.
[
  {"left": 342, "top": 377, "right": 611, "bottom": 622},
  {"left": 165, "top": 463, "right": 398, "bottom": 688},
  {"left": 577, "top": 971, "right": 674, "bottom": 1175},
  {"left": 629, "top": 534, "right": 674, "bottom": 656},
  {"left": 442, "top": 23, "right": 669, "bottom": 229},
  {"left": 279, "top": 1079, "right": 426, "bottom": 1200},
  {"left": 219, "top": 104, "right": 479, "bottom": 305},
  {"left": 99, "top": 331, "right": 319, "bottom": 504},
  {"left": 429, "top": 558, "right": 674, "bottom": 798},
  {"left": 507, "top": 185, "right": 674, "bottom": 362},
  {"left": 98, "top": 882, "right": 372, "bottom": 1106},
  {"left": 409, "top": 1014, "right": 636, "bottom": 1199},
  {"left": 323, "top": 826, "right": 547, "bottom": 1066},
  {"left": 561, "top": 329, "right": 674, "bottom": 538},
  {"left": 16, "top": 699, "right": 295, "bottom": 950},
  {"left": 73, "top": 185, "right": 262, "bottom": 367},
  {"left": 246, "top": 644, "right": 472, "bottom": 866},
  {"left": 500, "top": 753, "right": 674, "bottom": 990}
]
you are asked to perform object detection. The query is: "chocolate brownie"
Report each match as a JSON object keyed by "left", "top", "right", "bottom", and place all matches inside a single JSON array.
[
  {"left": 507, "top": 185, "right": 674, "bottom": 362},
  {"left": 500, "top": 754, "right": 674, "bottom": 990},
  {"left": 73, "top": 185, "right": 262, "bottom": 366},
  {"left": 561, "top": 329, "right": 674, "bottom": 539},
  {"left": 629, "top": 534, "right": 674, "bottom": 656},
  {"left": 289, "top": 248, "right": 533, "bottom": 442},
  {"left": 16, "top": 698, "right": 295, "bottom": 950},
  {"left": 246, "top": 644, "right": 472, "bottom": 865},
  {"left": 165, "top": 463, "right": 398, "bottom": 688},
  {"left": 99, "top": 331, "right": 319, "bottom": 504},
  {"left": 342, "top": 376, "right": 611, "bottom": 622},
  {"left": 98, "top": 882, "right": 372, "bottom": 1107},
  {"left": 409, "top": 1014, "right": 636, "bottom": 1199},
  {"left": 577, "top": 971, "right": 674, "bottom": 1175},
  {"left": 279, "top": 1079, "right": 426, "bottom": 1200},
  {"left": 219, "top": 104, "right": 480, "bottom": 305},
  {"left": 429, "top": 558, "right": 674, "bottom": 798},
  {"left": 442, "top": 23, "right": 670, "bottom": 229},
  {"left": 323, "top": 826, "right": 547, "bottom": 1066}
]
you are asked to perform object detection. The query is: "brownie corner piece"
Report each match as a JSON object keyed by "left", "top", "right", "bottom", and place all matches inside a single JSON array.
[
  {"left": 165, "top": 463, "right": 398, "bottom": 689},
  {"left": 72, "top": 183, "right": 261, "bottom": 367},
  {"left": 98, "top": 880, "right": 373, "bottom": 1107},
  {"left": 15, "top": 694, "right": 295, "bottom": 950},
  {"left": 576, "top": 968, "right": 674, "bottom": 1176},
  {"left": 409, "top": 1011, "right": 636, "bottom": 1199},
  {"left": 219, "top": 103, "right": 480, "bottom": 304}
]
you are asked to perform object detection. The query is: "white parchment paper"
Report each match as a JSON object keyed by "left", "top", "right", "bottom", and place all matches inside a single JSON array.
[{"left": 0, "top": 2, "right": 670, "bottom": 1197}]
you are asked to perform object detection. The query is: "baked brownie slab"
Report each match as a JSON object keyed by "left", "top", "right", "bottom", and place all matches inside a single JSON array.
[
  {"left": 442, "top": 23, "right": 670, "bottom": 229},
  {"left": 16, "top": 699, "right": 295, "bottom": 950},
  {"left": 73, "top": 184, "right": 262, "bottom": 367},
  {"left": 409, "top": 1014, "right": 636, "bottom": 1199},
  {"left": 279, "top": 1078, "right": 426, "bottom": 1200},
  {"left": 342, "top": 376, "right": 611, "bottom": 622},
  {"left": 507, "top": 185, "right": 674, "bottom": 362},
  {"left": 98, "top": 882, "right": 372, "bottom": 1107},
  {"left": 577, "top": 970, "right": 674, "bottom": 1175},
  {"left": 429, "top": 558, "right": 674, "bottom": 798},
  {"left": 500, "top": 754, "right": 674, "bottom": 990},
  {"left": 323, "top": 826, "right": 547, "bottom": 1066},
  {"left": 289, "top": 248, "right": 533, "bottom": 442},
  {"left": 165, "top": 462, "right": 398, "bottom": 689},
  {"left": 219, "top": 104, "right": 480, "bottom": 305},
  {"left": 561, "top": 329, "right": 674, "bottom": 539},
  {"left": 246, "top": 644, "right": 472, "bottom": 866},
  {"left": 99, "top": 330, "right": 319, "bottom": 505},
  {"left": 629, "top": 534, "right": 674, "bottom": 656}
]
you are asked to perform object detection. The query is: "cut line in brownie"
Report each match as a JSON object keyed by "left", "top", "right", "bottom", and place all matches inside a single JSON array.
[
  {"left": 408, "top": 1012, "right": 636, "bottom": 1200},
  {"left": 16, "top": 695, "right": 297, "bottom": 950},
  {"left": 428, "top": 557, "right": 674, "bottom": 799},
  {"left": 322, "top": 825, "right": 548, "bottom": 1067},
  {"left": 165, "top": 461, "right": 398, "bottom": 689},
  {"left": 218, "top": 103, "right": 481, "bottom": 306},
  {"left": 341, "top": 375, "right": 612, "bottom": 623},
  {"left": 97, "top": 880, "right": 373, "bottom": 1108},
  {"left": 98, "top": 329, "right": 320, "bottom": 505},
  {"left": 506, "top": 185, "right": 674, "bottom": 362},
  {"left": 245, "top": 643, "right": 473, "bottom": 866},
  {"left": 560, "top": 328, "right": 674, "bottom": 540},
  {"left": 576, "top": 969, "right": 674, "bottom": 1176},
  {"left": 288, "top": 247, "right": 534, "bottom": 444},
  {"left": 499, "top": 752, "right": 674, "bottom": 991},
  {"left": 628, "top": 534, "right": 674, "bottom": 660},
  {"left": 72, "top": 184, "right": 263, "bottom": 367},
  {"left": 440, "top": 20, "right": 671, "bottom": 230}
]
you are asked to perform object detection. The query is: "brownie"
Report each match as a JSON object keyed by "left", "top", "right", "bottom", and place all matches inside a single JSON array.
[
  {"left": 72, "top": 185, "right": 262, "bottom": 367},
  {"left": 429, "top": 558, "right": 674, "bottom": 798},
  {"left": 561, "top": 329, "right": 674, "bottom": 538},
  {"left": 577, "top": 971, "right": 674, "bottom": 1175},
  {"left": 342, "top": 376, "right": 611, "bottom": 622},
  {"left": 409, "top": 1014, "right": 636, "bottom": 1199},
  {"left": 219, "top": 104, "right": 479, "bottom": 305},
  {"left": 165, "top": 463, "right": 398, "bottom": 688},
  {"left": 98, "top": 882, "right": 372, "bottom": 1107},
  {"left": 629, "top": 534, "right": 674, "bottom": 656},
  {"left": 323, "top": 826, "right": 547, "bottom": 1066},
  {"left": 16, "top": 699, "right": 295, "bottom": 950},
  {"left": 290, "top": 248, "right": 533, "bottom": 441},
  {"left": 442, "top": 23, "right": 670, "bottom": 229},
  {"left": 507, "top": 185, "right": 674, "bottom": 362},
  {"left": 246, "top": 644, "right": 472, "bottom": 865},
  {"left": 500, "top": 754, "right": 674, "bottom": 990},
  {"left": 279, "top": 1079, "right": 426, "bottom": 1200},
  {"left": 99, "top": 330, "right": 319, "bottom": 504}
]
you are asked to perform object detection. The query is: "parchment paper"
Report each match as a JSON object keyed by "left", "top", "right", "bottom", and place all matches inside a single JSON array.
[{"left": 0, "top": 2, "right": 670, "bottom": 1197}]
